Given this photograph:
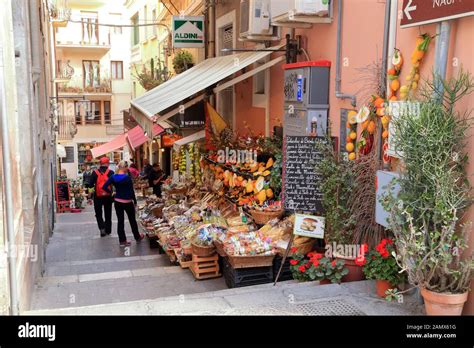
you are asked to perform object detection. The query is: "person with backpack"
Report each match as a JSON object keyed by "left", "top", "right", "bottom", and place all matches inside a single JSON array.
[
  {"left": 90, "top": 157, "right": 114, "bottom": 237},
  {"left": 102, "top": 161, "right": 144, "bottom": 247}
]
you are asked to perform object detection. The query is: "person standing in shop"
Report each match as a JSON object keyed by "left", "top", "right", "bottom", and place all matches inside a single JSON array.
[
  {"left": 128, "top": 163, "right": 139, "bottom": 179},
  {"left": 148, "top": 163, "right": 166, "bottom": 197},
  {"left": 90, "top": 157, "right": 114, "bottom": 237},
  {"left": 103, "top": 161, "right": 144, "bottom": 247},
  {"left": 142, "top": 158, "right": 153, "bottom": 179}
]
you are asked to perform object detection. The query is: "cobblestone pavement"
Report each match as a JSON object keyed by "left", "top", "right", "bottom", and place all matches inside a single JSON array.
[{"left": 28, "top": 205, "right": 425, "bottom": 315}]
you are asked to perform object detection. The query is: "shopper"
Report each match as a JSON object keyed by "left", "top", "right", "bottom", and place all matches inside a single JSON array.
[
  {"left": 148, "top": 163, "right": 166, "bottom": 197},
  {"left": 128, "top": 163, "right": 139, "bottom": 179},
  {"left": 103, "top": 161, "right": 144, "bottom": 247},
  {"left": 142, "top": 158, "right": 153, "bottom": 179},
  {"left": 82, "top": 165, "right": 94, "bottom": 204},
  {"left": 90, "top": 157, "right": 114, "bottom": 237}
]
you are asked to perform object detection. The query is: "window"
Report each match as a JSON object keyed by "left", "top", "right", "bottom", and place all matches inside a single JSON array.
[
  {"left": 85, "top": 101, "right": 101, "bottom": 125},
  {"left": 104, "top": 101, "right": 111, "bottom": 124},
  {"left": 83, "top": 60, "right": 100, "bottom": 88},
  {"left": 131, "top": 13, "right": 139, "bottom": 45},
  {"left": 111, "top": 61, "right": 123, "bottom": 80},
  {"left": 74, "top": 101, "right": 84, "bottom": 125},
  {"left": 81, "top": 11, "right": 99, "bottom": 44},
  {"left": 152, "top": 9, "right": 157, "bottom": 37}
]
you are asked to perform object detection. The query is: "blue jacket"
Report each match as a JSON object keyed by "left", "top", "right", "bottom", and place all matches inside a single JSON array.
[{"left": 103, "top": 174, "right": 137, "bottom": 204}]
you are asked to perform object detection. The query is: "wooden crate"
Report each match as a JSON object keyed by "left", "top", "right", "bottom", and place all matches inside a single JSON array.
[
  {"left": 227, "top": 254, "right": 275, "bottom": 269},
  {"left": 190, "top": 254, "right": 221, "bottom": 280}
]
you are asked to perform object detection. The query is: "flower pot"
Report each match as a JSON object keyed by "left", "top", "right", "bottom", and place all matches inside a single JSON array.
[
  {"left": 376, "top": 280, "right": 395, "bottom": 298},
  {"left": 319, "top": 279, "right": 331, "bottom": 285},
  {"left": 420, "top": 288, "right": 468, "bottom": 316},
  {"left": 334, "top": 254, "right": 365, "bottom": 282}
]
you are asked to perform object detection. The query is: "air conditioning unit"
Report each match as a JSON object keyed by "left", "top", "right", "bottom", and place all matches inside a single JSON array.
[
  {"left": 240, "top": 0, "right": 272, "bottom": 38},
  {"left": 290, "top": 0, "right": 329, "bottom": 16}
]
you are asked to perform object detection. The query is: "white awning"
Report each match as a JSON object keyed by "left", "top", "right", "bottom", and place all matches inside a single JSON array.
[
  {"left": 173, "top": 130, "right": 206, "bottom": 150},
  {"left": 130, "top": 46, "right": 284, "bottom": 135},
  {"left": 56, "top": 144, "right": 66, "bottom": 158}
]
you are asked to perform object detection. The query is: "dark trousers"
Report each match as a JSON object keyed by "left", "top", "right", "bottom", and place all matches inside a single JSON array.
[
  {"left": 94, "top": 196, "right": 113, "bottom": 233},
  {"left": 114, "top": 201, "right": 141, "bottom": 242},
  {"left": 152, "top": 184, "right": 162, "bottom": 197}
]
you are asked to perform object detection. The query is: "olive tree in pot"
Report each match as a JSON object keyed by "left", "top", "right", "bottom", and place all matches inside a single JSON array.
[
  {"left": 382, "top": 71, "right": 474, "bottom": 315},
  {"left": 173, "top": 50, "right": 194, "bottom": 74},
  {"left": 316, "top": 133, "right": 366, "bottom": 282}
]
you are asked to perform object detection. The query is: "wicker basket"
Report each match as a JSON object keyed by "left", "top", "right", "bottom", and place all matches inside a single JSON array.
[
  {"left": 213, "top": 240, "right": 226, "bottom": 257},
  {"left": 227, "top": 254, "right": 275, "bottom": 269},
  {"left": 250, "top": 209, "right": 283, "bottom": 225},
  {"left": 276, "top": 240, "right": 315, "bottom": 257},
  {"left": 191, "top": 242, "right": 216, "bottom": 257}
]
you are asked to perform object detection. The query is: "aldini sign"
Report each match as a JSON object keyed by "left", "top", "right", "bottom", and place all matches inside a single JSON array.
[{"left": 173, "top": 16, "right": 205, "bottom": 48}]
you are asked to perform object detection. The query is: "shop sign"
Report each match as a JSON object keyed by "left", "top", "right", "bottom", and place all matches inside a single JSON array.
[
  {"left": 293, "top": 213, "right": 325, "bottom": 239},
  {"left": 172, "top": 16, "right": 205, "bottom": 48},
  {"left": 162, "top": 134, "right": 183, "bottom": 147},
  {"left": 400, "top": 0, "right": 474, "bottom": 28}
]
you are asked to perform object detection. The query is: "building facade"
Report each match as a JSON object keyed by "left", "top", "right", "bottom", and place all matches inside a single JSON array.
[
  {"left": 54, "top": 0, "right": 132, "bottom": 178},
  {"left": 0, "top": 0, "right": 56, "bottom": 314}
]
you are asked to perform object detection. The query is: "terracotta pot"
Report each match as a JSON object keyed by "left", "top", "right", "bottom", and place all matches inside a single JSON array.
[
  {"left": 319, "top": 279, "right": 331, "bottom": 285},
  {"left": 420, "top": 288, "right": 468, "bottom": 316},
  {"left": 376, "top": 280, "right": 395, "bottom": 298},
  {"left": 334, "top": 255, "right": 365, "bottom": 282}
]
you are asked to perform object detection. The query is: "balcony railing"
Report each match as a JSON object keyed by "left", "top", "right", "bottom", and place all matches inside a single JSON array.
[
  {"left": 57, "top": 113, "right": 77, "bottom": 141},
  {"left": 58, "top": 78, "right": 112, "bottom": 94},
  {"left": 55, "top": 20, "right": 111, "bottom": 47}
]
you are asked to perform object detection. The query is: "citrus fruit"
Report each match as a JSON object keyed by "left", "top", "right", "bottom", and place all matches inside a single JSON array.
[
  {"left": 382, "top": 130, "right": 389, "bottom": 139},
  {"left": 348, "top": 152, "right": 356, "bottom": 161},
  {"left": 381, "top": 115, "right": 390, "bottom": 127},
  {"left": 266, "top": 188, "right": 274, "bottom": 199},
  {"left": 367, "top": 121, "right": 376, "bottom": 134},
  {"left": 390, "top": 79, "right": 400, "bottom": 91},
  {"left": 346, "top": 143, "right": 355, "bottom": 152},
  {"left": 349, "top": 131, "right": 357, "bottom": 140}
]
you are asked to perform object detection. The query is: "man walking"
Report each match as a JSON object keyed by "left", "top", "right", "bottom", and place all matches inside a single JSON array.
[{"left": 91, "top": 157, "right": 114, "bottom": 237}]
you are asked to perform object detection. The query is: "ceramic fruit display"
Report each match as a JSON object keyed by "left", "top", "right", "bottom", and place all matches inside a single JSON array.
[
  {"left": 400, "top": 33, "right": 432, "bottom": 100},
  {"left": 387, "top": 48, "right": 403, "bottom": 102},
  {"left": 357, "top": 103, "right": 375, "bottom": 156}
]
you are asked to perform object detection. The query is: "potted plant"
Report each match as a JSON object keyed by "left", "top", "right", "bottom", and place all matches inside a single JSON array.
[
  {"left": 363, "top": 238, "right": 406, "bottom": 298},
  {"left": 381, "top": 71, "right": 474, "bottom": 315},
  {"left": 316, "top": 133, "right": 362, "bottom": 281},
  {"left": 289, "top": 250, "right": 349, "bottom": 284},
  {"left": 172, "top": 50, "right": 194, "bottom": 74}
]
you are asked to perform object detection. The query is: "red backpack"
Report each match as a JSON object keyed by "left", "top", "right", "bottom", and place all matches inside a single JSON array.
[{"left": 95, "top": 169, "right": 111, "bottom": 197}]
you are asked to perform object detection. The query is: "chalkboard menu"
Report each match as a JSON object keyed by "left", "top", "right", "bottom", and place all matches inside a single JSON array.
[
  {"left": 55, "top": 181, "right": 70, "bottom": 204},
  {"left": 283, "top": 136, "right": 327, "bottom": 213},
  {"left": 63, "top": 146, "right": 75, "bottom": 163}
]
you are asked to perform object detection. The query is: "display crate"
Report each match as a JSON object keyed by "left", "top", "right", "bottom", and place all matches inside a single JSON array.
[
  {"left": 223, "top": 257, "right": 273, "bottom": 288},
  {"left": 273, "top": 255, "right": 293, "bottom": 282}
]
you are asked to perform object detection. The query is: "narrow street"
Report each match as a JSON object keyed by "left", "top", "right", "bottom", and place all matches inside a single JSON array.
[
  {"left": 30, "top": 205, "right": 227, "bottom": 310},
  {"left": 27, "top": 205, "right": 424, "bottom": 316}
]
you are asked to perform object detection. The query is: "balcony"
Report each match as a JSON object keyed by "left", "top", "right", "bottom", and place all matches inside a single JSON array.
[
  {"left": 48, "top": 0, "right": 71, "bottom": 27},
  {"left": 55, "top": 20, "right": 111, "bottom": 55},
  {"left": 58, "top": 75, "right": 112, "bottom": 97},
  {"left": 57, "top": 113, "right": 77, "bottom": 141}
]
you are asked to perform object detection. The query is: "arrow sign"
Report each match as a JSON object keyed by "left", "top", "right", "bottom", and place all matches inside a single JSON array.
[
  {"left": 404, "top": 0, "right": 417, "bottom": 20},
  {"left": 400, "top": 0, "right": 474, "bottom": 28}
]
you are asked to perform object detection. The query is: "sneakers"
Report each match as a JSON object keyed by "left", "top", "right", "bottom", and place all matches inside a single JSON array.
[
  {"left": 100, "top": 229, "right": 106, "bottom": 237},
  {"left": 136, "top": 233, "right": 145, "bottom": 242},
  {"left": 119, "top": 241, "right": 131, "bottom": 247}
]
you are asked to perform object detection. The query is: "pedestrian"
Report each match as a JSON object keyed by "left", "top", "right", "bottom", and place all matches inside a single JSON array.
[
  {"left": 148, "top": 163, "right": 166, "bottom": 197},
  {"left": 128, "top": 163, "right": 139, "bottom": 179},
  {"left": 102, "top": 161, "right": 144, "bottom": 247},
  {"left": 82, "top": 165, "right": 94, "bottom": 204},
  {"left": 90, "top": 157, "right": 114, "bottom": 237},
  {"left": 142, "top": 158, "right": 153, "bottom": 180}
]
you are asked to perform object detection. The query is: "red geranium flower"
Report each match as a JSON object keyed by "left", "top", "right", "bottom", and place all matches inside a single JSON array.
[
  {"left": 314, "top": 253, "right": 324, "bottom": 259},
  {"left": 386, "top": 239, "right": 394, "bottom": 245},
  {"left": 361, "top": 244, "right": 369, "bottom": 255},
  {"left": 331, "top": 260, "right": 336, "bottom": 267},
  {"left": 313, "top": 260, "right": 320, "bottom": 267},
  {"left": 298, "top": 265, "right": 306, "bottom": 273},
  {"left": 380, "top": 250, "right": 390, "bottom": 258},
  {"left": 290, "top": 247, "right": 298, "bottom": 254},
  {"left": 290, "top": 259, "right": 298, "bottom": 266},
  {"left": 355, "top": 256, "right": 366, "bottom": 266}
]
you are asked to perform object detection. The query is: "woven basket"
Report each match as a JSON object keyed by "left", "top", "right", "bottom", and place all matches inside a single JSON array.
[
  {"left": 249, "top": 209, "right": 283, "bottom": 225},
  {"left": 191, "top": 242, "right": 216, "bottom": 257},
  {"left": 227, "top": 254, "right": 275, "bottom": 269},
  {"left": 213, "top": 240, "right": 226, "bottom": 257}
]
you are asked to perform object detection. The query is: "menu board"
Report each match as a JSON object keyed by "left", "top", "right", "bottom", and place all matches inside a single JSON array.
[
  {"left": 55, "top": 181, "right": 70, "bottom": 204},
  {"left": 283, "top": 136, "right": 327, "bottom": 213},
  {"left": 63, "top": 146, "right": 75, "bottom": 163}
]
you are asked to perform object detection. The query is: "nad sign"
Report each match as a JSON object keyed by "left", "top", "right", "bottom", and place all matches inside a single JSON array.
[
  {"left": 173, "top": 16, "right": 205, "bottom": 48},
  {"left": 400, "top": 0, "right": 474, "bottom": 28}
]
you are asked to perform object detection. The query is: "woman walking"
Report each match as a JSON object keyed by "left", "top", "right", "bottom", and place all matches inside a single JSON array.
[{"left": 102, "top": 161, "right": 144, "bottom": 247}]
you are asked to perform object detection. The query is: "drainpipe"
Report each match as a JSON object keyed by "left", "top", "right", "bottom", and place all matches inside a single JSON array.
[
  {"left": 380, "top": 0, "right": 391, "bottom": 99},
  {"left": 335, "top": 0, "right": 356, "bottom": 107},
  {"left": 0, "top": 47, "right": 20, "bottom": 315},
  {"left": 433, "top": 21, "right": 451, "bottom": 100},
  {"left": 386, "top": 0, "right": 398, "bottom": 95},
  {"left": 208, "top": 0, "right": 215, "bottom": 59}
]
